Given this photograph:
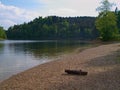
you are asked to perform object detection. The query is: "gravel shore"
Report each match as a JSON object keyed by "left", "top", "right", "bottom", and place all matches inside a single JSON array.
[{"left": 0, "top": 43, "right": 120, "bottom": 90}]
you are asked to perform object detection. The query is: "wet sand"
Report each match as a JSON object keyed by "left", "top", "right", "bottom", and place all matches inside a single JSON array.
[{"left": 0, "top": 43, "right": 120, "bottom": 90}]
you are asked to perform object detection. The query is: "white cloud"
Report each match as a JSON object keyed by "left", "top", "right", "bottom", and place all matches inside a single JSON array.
[
  {"left": 48, "top": 8, "right": 77, "bottom": 16},
  {"left": 1, "top": 0, "right": 120, "bottom": 29},
  {"left": 38, "top": 0, "right": 120, "bottom": 16},
  {"left": 0, "top": 20, "right": 16, "bottom": 30},
  {"left": 39, "top": 0, "right": 99, "bottom": 16},
  {"left": 0, "top": 2, "right": 41, "bottom": 29}
]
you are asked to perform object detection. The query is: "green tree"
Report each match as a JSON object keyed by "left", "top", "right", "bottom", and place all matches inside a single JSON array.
[
  {"left": 0, "top": 26, "right": 7, "bottom": 39},
  {"left": 96, "top": 0, "right": 119, "bottom": 41},
  {"left": 116, "top": 11, "right": 120, "bottom": 32}
]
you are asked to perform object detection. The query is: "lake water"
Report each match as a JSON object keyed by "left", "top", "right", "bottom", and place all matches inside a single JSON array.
[{"left": 0, "top": 40, "right": 92, "bottom": 81}]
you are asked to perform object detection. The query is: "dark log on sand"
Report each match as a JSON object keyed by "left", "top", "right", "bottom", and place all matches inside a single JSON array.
[{"left": 65, "top": 69, "right": 88, "bottom": 75}]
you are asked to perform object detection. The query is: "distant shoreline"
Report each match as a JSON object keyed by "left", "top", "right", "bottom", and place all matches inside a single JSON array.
[{"left": 0, "top": 43, "right": 120, "bottom": 90}]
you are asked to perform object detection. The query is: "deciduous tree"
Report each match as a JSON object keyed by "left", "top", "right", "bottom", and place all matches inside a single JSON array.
[{"left": 96, "top": 0, "right": 119, "bottom": 41}]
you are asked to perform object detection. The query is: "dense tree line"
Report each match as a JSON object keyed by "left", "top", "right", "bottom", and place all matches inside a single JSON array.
[
  {"left": 0, "top": 26, "right": 7, "bottom": 40},
  {"left": 6, "top": 16, "right": 99, "bottom": 40},
  {"left": 6, "top": 11, "right": 120, "bottom": 41}
]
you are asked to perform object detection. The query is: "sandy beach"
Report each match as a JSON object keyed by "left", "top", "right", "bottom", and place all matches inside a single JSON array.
[{"left": 0, "top": 43, "right": 120, "bottom": 90}]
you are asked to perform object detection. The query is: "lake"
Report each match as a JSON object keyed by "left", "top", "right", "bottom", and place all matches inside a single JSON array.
[{"left": 0, "top": 40, "right": 92, "bottom": 81}]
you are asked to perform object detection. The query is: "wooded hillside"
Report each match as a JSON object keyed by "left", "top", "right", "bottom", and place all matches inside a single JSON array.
[{"left": 6, "top": 16, "right": 99, "bottom": 40}]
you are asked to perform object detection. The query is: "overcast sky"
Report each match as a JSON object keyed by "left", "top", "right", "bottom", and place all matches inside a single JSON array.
[{"left": 0, "top": 0, "right": 120, "bottom": 29}]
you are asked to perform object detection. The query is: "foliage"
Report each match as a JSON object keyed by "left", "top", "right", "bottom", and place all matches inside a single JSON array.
[
  {"left": 96, "top": 0, "right": 119, "bottom": 41},
  {"left": 6, "top": 16, "right": 99, "bottom": 40},
  {"left": 96, "top": 12, "right": 119, "bottom": 41},
  {"left": 0, "top": 26, "right": 7, "bottom": 40},
  {"left": 116, "top": 11, "right": 120, "bottom": 33}
]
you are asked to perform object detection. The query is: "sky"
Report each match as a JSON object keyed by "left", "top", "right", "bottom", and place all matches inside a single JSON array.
[{"left": 0, "top": 0, "right": 120, "bottom": 29}]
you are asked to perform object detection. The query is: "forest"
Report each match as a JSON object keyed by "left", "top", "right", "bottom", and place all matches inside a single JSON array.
[
  {"left": 2, "top": 10, "right": 120, "bottom": 40},
  {"left": 6, "top": 16, "right": 99, "bottom": 40}
]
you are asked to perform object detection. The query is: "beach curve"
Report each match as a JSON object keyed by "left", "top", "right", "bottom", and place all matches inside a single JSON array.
[{"left": 0, "top": 43, "right": 120, "bottom": 90}]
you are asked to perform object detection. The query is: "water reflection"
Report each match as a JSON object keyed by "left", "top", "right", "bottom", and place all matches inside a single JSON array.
[
  {"left": 0, "top": 40, "right": 91, "bottom": 81},
  {"left": 0, "top": 43, "right": 4, "bottom": 54}
]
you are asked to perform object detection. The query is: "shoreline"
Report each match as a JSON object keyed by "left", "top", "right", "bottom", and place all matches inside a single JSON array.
[
  {"left": 0, "top": 41, "right": 96, "bottom": 82},
  {"left": 0, "top": 43, "right": 120, "bottom": 90}
]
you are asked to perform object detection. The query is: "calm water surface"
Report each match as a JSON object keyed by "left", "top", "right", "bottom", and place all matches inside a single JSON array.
[{"left": 0, "top": 40, "right": 92, "bottom": 81}]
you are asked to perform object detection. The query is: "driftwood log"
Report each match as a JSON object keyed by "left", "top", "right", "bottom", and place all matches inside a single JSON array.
[{"left": 65, "top": 69, "right": 88, "bottom": 75}]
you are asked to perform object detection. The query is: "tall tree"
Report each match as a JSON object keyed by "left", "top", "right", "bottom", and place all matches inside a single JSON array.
[
  {"left": 96, "top": 0, "right": 113, "bottom": 13},
  {"left": 96, "top": 0, "right": 119, "bottom": 41}
]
